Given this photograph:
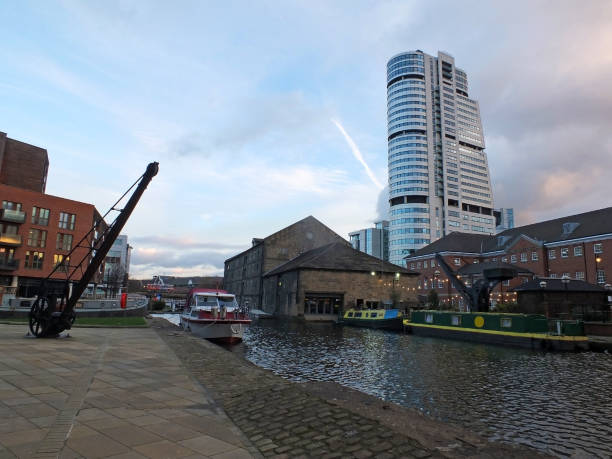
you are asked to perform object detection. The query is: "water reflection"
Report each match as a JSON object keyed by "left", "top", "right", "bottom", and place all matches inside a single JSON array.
[{"left": 232, "top": 319, "right": 612, "bottom": 458}]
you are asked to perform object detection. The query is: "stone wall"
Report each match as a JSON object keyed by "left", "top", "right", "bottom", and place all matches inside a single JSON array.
[{"left": 262, "top": 269, "right": 418, "bottom": 318}]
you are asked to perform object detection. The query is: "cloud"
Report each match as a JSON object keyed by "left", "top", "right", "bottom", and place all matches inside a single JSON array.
[{"left": 331, "top": 119, "right": 384, "bottom": 190}]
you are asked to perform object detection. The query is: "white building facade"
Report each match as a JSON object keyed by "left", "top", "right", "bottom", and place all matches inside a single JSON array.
[
  {"left": 387, "top": 50, "right": 495, "bottom": 266},
  {"left": 103, "top": 234, "right": 131, "bottom": 290}
]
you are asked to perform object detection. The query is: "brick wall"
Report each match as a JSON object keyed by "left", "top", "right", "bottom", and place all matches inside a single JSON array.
[
  {"left": 0, "top": 184, "right": 104, "bottom": 284},
  {"left": 0, "top": 134, "right": 49, "bottom": 193}
]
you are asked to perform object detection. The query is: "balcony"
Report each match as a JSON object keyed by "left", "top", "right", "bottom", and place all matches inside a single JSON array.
[
  {"left": 0, "top": 233, "right": 21, "bottom": 246},
  {"left": 0, "top": 258, "right": 18, "bottom": 271},
  {"left": 0, "top": 209, "right": 26, "bottom": 224}
]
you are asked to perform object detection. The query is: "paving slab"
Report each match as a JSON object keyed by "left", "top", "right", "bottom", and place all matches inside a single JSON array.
[{"left": 0, "top": 324, "right": 255, "bottom": 458}]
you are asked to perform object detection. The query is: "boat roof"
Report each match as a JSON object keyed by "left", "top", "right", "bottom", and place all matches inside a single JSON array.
[{"left": 188, "top": 288, "right": 233, "bottom": 297}]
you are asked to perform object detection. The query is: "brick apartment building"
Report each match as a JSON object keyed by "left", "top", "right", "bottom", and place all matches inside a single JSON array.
[
  {"left": 404, "top": 207, "right": 612, "bottom": 304},
  {"left": 0, "top": 132, "right": 105, "bottom": 306}
]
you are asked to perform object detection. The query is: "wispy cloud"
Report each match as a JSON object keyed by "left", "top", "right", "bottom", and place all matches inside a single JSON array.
[{"left": 331, "top": 119, "right": 384, "bottom": 190}]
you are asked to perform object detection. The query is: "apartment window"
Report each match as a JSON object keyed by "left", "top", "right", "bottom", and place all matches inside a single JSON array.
[
  {"left": 25, "top": 251, "right": 44, "bottom": 269},
  {"left": 597, "top": 270, "right": 606, "bottom": 285},
  {"left": 575, "top": 271, "right": 585, "bottom": 280},
  {"left": 503, "top": 280, "right": 510, "bottom": 286},
  {"left": 548, "top": 249, "right": 556, "bottom": 259},
  {"left": 31, "top": 207, "right": 50, "bottom": 226},
  {"left": 453, "top": 258, "right": 460, "bottom": 266},
  {"left": 502, "top": 257, "right": 508, "bottom": 262},
  {"left": 562, "top": 272, "right": 570, "bottom": 279},
  {"left": 574, "top": 246, "right": 583, "bottom": 257},
  {"left": 2, "top": 201, "right": 22, "bottom": 211},
  {"left": 56, "top": 233, "right": 73, "bottom": 251},
  {"left": 594, "top": 243, "right": 603, "bottom": 254},
  {"left": 431, "top": 260, "right": 436, "bottom": 267},
  {"left": 53, "top": 254, "right": 70, "bottom": 272},
  {"left": 520, "top": 253, "right": 527, "bottom": 262},
  {"left": 27, "top": 229, "right": 47, "bottom": 248},
  {"left": 510, "top": 255, "right": 517, "bottom": 263},
  {"left": 410, "top": 263, "right": 415, "bottom": 269},
  {"left": 58, "top": 212, "right": 76, "bottom": 230},
  {"left": 424, "top": 260, "right": 428, "bottom": 268},
  {"left": 473, "top": 259, "right": 479, "bottom": 264},
  {"left": 417, "top": 262, "right": 422, "bottom": 268},
  {"left": 561, "top": 248, "right": 569, "bottom": 258},
  {"left": 532, "top": 252, "right": 538, "bottom": 261},
  {"left": 550, "top": 273, "right": 558, "bottom": 278},
  {"left": 492, "top": 258, "right": 497, "bottom": 262},
  {"left": 438, "top": 281, "right": 444, "bottom": 289}
]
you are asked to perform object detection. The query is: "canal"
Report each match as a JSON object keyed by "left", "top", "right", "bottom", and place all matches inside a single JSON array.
[{"left": 231, "top": 319, "right": 612, "bottom": 458}]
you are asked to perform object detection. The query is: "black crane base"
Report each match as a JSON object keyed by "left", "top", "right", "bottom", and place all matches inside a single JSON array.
[{"left": 29, "top": 298, "right": 75, "bottom": 338}]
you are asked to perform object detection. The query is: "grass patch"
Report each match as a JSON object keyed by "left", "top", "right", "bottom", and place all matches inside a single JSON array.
[
  {"left": 75, "top": 316, "right": 147, "bottom": 327},
  {"left": 0, "top": 316, "right": 147, "bottom": 327}
]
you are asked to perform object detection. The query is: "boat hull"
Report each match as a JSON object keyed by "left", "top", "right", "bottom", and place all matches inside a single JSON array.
[
  {"left": 404, "top": 323, "right": 589, "bottom": 352},
  {"left": 180, "top": 317, "right": 249, "bottom": 343},
  {"left": 341, "top": 317, "right": 403, "bottom": 331}
]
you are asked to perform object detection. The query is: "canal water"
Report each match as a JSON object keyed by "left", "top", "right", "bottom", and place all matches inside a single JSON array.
[{"left": 231, "top": 319, "right": 612, "bottom": 458}]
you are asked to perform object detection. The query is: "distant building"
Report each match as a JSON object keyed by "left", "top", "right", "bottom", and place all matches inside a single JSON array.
[
  {"left": 262, "top": 241, "right": 418, "bottom": 320},
  {"left": 404, "top": 206, "right": 612, "bottom": 305},
  {"left": 0, "top": 132, "right": 49, "bottom": 193},
  {"left": 103, "top": 234, "right": 131, "bottom": 292},
  {"left": 349, "top": 220, "right": 389, "bottom": 261},
  {"left": 494, "top": 208, "right": 515, "bottom": 233},
  {"left": 223, "top": 216, "right": 347, "bottom": 309}
]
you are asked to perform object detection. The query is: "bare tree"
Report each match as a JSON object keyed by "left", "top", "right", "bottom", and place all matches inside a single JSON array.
[{"left": 106, "top": 265, "right": 126, "bottom": 298}]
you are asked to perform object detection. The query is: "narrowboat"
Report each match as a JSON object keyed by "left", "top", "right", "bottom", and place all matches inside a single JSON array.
[
  {"left": 403, "top": 310, "right": 589, "bottom": 351},
  {"left": 340, "top": 309, "right": 403, "bottom": 330}
]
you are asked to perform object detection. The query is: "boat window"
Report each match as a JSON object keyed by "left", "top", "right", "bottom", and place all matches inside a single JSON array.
[
  {"left": 425, "top": 313, "right": 433, "bottom": 323},
  {"left": 347, "top": 312, "right": 353, "bottom": 317},
  {"left": 501, "top": 317, "right": 512, "bottom": 328},
  {"left": 355, "top": 312, "right": 362, "bottom": 318},
  {"left": 218, "top": 296, "right": 237, "bottom": 309},
  {"left": 370, "top": 312, "right": 377, "bottom": 318},
  {"left": 451, "top": 315, "right": 461, "bottom": 326},
  {"left": 191, "top": 310, "right": 198, "bottom": 317},
  {"left": 196, "top": 296, "right": 218, "bottom": 307}
]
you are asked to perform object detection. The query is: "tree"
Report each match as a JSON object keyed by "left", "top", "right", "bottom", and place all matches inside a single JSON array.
[
  {"left": 427, "top": 289, "right": 439, "bottom": 309},
  {"left": 106, "top": 265, "right": 126, "bottom": 298}
]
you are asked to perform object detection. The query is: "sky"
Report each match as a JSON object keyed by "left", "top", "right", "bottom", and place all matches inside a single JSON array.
[{"left": 1, "top": 1, "right": 612, "bottom": 279}]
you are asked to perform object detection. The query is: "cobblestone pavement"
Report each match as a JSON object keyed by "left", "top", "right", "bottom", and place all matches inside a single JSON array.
[
  {"left": 0, "top": 324, "right": 255, "bottom": 458},
  {"left": 153, "top": 320, "right": 547, "bottom": 459}
]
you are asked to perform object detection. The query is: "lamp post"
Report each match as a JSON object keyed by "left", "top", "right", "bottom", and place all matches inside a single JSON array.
[
  {"left": 595, "top": 256, "right": 602, "bottom": 285},
  {"left": 561, "top": 274, "right": 570, "bottom": 318}
]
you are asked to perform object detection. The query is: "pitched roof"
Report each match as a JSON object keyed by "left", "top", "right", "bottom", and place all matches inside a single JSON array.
[
  {"left": 225, "top": 215, "right": 345, "bottom": 263},
  {"left": 408, "top": 232, "right": 490, "bottom": 258},
  {"left": 407, "top": 206, "right": 612, "bottom": 259},
  {"left": 511, "top": 278, "right": 607, "bottom": 293},
  {"left": 263, "top": 242, "right": 418, "bottom": 277}
]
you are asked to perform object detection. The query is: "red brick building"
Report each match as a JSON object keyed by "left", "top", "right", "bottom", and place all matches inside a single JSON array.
[
  {"left": 404, "top": 207, "right": 612, "bottom": 305},
  {"left": 0, "top": 132, "right": 49, "bottom": 193},
  {"left": 0, "top": 132, "right": 105, "bottom": 305}
]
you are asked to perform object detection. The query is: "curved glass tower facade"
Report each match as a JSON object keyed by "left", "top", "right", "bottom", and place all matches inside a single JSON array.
[{"left": 387, "top": 50, "right": 495, "bottom": 266}]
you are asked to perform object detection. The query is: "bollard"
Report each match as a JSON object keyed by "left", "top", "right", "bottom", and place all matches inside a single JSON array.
[{"left": 120, "top": 293, "right": 127, "bottom": 309}]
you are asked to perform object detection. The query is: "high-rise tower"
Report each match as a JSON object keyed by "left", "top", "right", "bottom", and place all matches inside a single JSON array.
[{"left": 387, "top": 50, "right": 495, "bottom": 266}]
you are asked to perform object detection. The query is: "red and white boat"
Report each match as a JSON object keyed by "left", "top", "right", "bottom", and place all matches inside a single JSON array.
[{"left": 180, "top": 288, "right": 250, "bottom": 344}]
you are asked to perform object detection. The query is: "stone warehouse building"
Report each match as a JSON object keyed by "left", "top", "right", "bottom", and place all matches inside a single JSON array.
[
  {"left": 262, "top": 242, "right": 419, "bottom": 321},
  {"left": 404, "top": 206, "right": 612, "bottom": 305},
  {"left": 223, "top": 216, "right": 347, "bottom": 309}
]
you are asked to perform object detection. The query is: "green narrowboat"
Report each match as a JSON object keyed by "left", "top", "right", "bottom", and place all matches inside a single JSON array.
[
  {"left": 340, "top": 309, "right": 403, "bottom": 330},
  {"left": 403, "top": 310, "right": 589, "bottom": 352}
]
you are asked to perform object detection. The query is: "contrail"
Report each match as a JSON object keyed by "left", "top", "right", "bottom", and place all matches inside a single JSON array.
[{"left": 331, "top": 119, "right": 384, "bottom": 190}]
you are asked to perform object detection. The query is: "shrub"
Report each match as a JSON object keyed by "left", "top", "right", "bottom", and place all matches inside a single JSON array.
[{"left": 150, "top": 300, "right": 166, "bottom": 311}]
